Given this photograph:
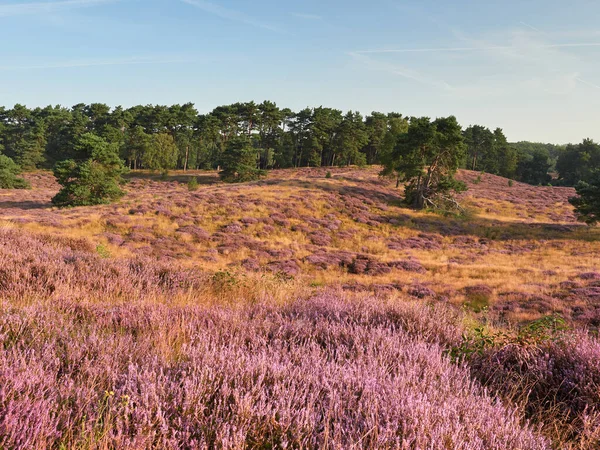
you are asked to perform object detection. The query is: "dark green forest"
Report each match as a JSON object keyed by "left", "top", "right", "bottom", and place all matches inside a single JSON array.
[{"left": 0, "top": 101, "right": 596, "bottom": 187}]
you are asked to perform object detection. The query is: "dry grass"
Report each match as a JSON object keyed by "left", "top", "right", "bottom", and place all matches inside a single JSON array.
[
  {"left": 1, "top": 167, "right": 599, "bottom": 328},
  {"left": 3, "top": 167, "right": 600, "bottom": 448}
]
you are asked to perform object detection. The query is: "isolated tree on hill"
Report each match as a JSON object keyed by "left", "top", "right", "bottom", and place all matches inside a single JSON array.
[
  {"left": 219, "top": 136, "right": 265, "bottom": 183},
  {"left": 52, "top": 133, "right": 127, "bottom": 207},
  {"left": 570, "top": 172, "right": 600, "bottom": 225},
  {"left": 382, "top": 116, "right": 466, "bottom": 210},
  {"left": 0, "top": 154, "right": 30, "bottom": 189}
]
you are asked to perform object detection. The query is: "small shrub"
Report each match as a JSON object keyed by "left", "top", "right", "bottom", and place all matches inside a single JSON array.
[
  {"left": 482, "top": 227, "right": 502, "bottom": 240},
  {"left": 96, "top": 244, "right": 111, "bottom": 259},
  {"left": 211, "top": 270, "right": 239, "bottom": 291},
  {"left": 462, "top": 285, "right": 493, "bottom": 313},
  {"left": 516, "top": 314, "right": 568, "bottom": 345},
  {"left": 325, "top": 171, "right": 332, "bottom": 179},
  {"left": 508, "top": 179, "right": 514, "bottom": 187},
  {"left": 274, "top": 271, "right": 295, "bottom": 282},
  {"left": 449, "top": 314, "right": 569, "bottom": 362},
  {"left": 187, "top": 177, "right": 199, "bottom": 191},
  {"left": 457, "top": 206, "right": 477, "bottom": 221},
  {"left": 449, "top": 326, "right": 498, "bottom": 361}
]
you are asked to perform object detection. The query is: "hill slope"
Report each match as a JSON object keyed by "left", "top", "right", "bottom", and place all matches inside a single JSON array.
[
  {"left": 1, "top": 168, "right": 600, "bottom": 448},
  {"left": 1, "top": 167, "right": 598, "bottom": 326}
]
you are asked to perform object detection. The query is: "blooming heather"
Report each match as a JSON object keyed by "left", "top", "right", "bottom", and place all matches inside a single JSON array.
[
  {"left": 0, "top": 229, "right": 548, "bottom": 449},
  {"left": 0, "top": 296, "right": 548, "bottom": 449}
]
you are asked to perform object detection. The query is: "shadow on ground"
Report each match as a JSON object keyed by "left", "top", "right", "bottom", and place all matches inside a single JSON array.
[
  {"left": 390, "top": 212, "right": 597, "bottom": 242},
  {"left": 0, "top": 201, "right": 50, "bottom": 210},
  {"left": 126, "top": 171, "right": 220, "bottom": 185}
]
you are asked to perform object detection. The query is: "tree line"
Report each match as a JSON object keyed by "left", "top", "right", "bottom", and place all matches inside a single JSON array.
[
  {"left": 0, "top": 101, "right": 582, "bottom": 179},
  {"left": 0, "top": 102, "right": 598, "bottom": 219}
]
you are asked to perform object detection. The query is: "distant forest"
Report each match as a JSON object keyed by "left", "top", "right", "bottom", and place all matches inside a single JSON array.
[{"left": 0, "top": 102, "right": 596, "bottom": 187}]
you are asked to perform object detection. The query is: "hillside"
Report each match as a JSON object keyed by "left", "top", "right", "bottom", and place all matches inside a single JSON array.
[
  {"left": 1, "top": 168, "right": 600, "bottom": 448},
  {"left": 1, "top": 168, "right": 597, "bottom": 327}
]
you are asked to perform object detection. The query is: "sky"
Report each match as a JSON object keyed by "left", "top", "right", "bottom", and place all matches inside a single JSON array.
[{"left": 1, "top": 0, "right": 599, "bottom": 143}]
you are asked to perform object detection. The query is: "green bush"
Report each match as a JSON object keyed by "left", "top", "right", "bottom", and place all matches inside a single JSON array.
[
  {"left": 96, "top": 244, "right": 111, "bottom": 258},
  {"left": 219, "top": 137, "right": 266, "bottom": 183},
  {"left": 187, "top": 177, "right": 199, "bottom": 191},
  {"left": 52, "top": 133, "right": 127, "bottom": 207},
  {"left": 570, "top": 172, "right": 600, "bottom": 225},
  {"left": 211, "top": 270, "right": 240, "bottom": 292},
  {"left": 449, "top": 315, "right": 568, "bottom": 362},
  {"left": 0, "top": 155, "right": 30, "bottom": 189}
]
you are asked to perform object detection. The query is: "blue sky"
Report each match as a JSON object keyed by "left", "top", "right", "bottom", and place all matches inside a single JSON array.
[{"left": 1, "top": 0, "right": 599, "bottom": 143}]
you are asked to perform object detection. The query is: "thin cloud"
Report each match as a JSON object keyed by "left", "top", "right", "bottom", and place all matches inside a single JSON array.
[
  {"left": 354, "top": 42, "right": 600, "bottom": 54},
  {"left": 180, "top": 0, "right": 282, "bottom": 33},
  {"left": 576, "top": 77, "right": 600, "bottom": 90},
  {"left": 0, "top": 55, "right": 195, "bottom": 71},
  {"left": 347, "top": 51, "right": 451, "bottom": 90},
  {"left": 292, "top": 13, "right": 323, "bottom": 20},
  {"left": 0, "top": 0, "right": 117, "bottom": 17},
  {"left": 520, "top": 21, "right": 541, "bottom": 33}
]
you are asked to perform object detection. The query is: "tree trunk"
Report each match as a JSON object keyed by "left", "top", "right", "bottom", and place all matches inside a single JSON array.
[
  {"left": 415, "top": 191, "right": 425, "bottom": 209},
  {"left": 184, "top": 146, "right": 189, "bottom": 172}
]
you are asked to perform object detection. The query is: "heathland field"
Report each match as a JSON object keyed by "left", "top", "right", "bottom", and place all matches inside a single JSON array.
[{"left": 1, "top": 168, "right": 600, "bottom": 448}]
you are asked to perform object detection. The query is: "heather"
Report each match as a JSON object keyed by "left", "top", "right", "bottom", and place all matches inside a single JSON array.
[
  {"left": 2, "top": 167, "right": 600, "bottom": 447},
  {"left": 456, "top": 323, "right": 600, "bottom": 448},
  {"left": 4, "top": 168, "right": 599, "bottom": 328},
  {"left": 0, "top": 289, "right": 546, "bottom": 448}
]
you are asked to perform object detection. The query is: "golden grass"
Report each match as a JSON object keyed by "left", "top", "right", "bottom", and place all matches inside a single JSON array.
[{"left": 3, "top": 167, "right": 600, "bottom": 325}]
